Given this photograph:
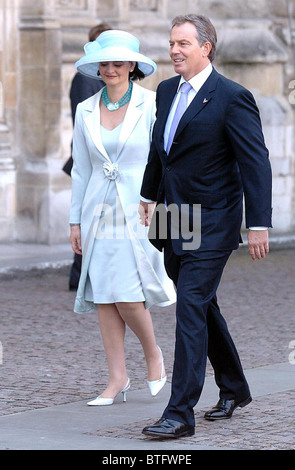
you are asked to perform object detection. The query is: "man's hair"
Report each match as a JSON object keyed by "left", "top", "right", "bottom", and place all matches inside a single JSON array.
[
  {"left": 171, "top": 14, "right": 217, "bottom": 62},
  {"left": 88, "top": 22, "right": 112, "bottom": 41}
]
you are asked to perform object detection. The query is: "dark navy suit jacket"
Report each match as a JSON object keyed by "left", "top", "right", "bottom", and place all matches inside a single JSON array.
[{"left": 141, "top": 68, "right": 272, "bottom": 255}]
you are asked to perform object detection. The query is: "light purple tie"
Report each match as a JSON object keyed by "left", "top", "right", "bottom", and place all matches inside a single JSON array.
[{"left": 166, "top": 82, "right": 192, "bottom": 154}]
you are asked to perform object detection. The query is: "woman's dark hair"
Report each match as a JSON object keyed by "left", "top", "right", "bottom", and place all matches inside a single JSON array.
[
  {"left": 97, "top": 62, "right": 146, "bottom": 80},
  {"left": 129, "top": 63, "right": 145, "bottom": 81}
]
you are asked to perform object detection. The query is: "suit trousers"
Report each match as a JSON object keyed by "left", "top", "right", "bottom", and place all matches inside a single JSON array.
[{"left": 162, "top": 237, "right": 250, "bottom": 427}]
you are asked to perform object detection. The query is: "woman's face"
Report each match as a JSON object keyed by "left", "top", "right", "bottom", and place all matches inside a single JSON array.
[{"left": 98, "top": 61, "right": 135, "bottom": 86}]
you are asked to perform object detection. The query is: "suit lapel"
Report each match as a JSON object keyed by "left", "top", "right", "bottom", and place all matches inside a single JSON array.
[
  {"left": 158, "top": 78, "right": 180, "bottom": 130},
  {"left": 174, "top": 69, "right": 219, "bottom": 141},
  {"left": 155, "top": 78, "right": 180, "bottom": 155}
]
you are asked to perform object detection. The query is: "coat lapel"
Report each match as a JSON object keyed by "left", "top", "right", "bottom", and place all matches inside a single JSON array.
[
  {"left": 117, "top": 83, "right": 143, "bottom": 158},
  {"left": 84, "top": 90, "right": 111, "bottom": 162},
  {"left": 83, "top": 83, "right": 145, "bottom": 161}
]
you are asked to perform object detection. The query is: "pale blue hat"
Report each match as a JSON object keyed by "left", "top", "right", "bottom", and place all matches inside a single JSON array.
[{"left": 75, "top": 30, "right": 157, "bottom": 79}]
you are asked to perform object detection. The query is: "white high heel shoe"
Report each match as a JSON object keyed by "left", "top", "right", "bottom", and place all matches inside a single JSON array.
[
  {"left": 87, "top": 378, "right": 130, "bottom": 406},
  {"left": 147, "top": 346, "right": 167, "bottom": 397}
]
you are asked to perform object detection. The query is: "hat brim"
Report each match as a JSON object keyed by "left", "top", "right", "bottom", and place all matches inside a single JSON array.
[{"left": 75, "top": 46, "right": 157, "bottom": 79}]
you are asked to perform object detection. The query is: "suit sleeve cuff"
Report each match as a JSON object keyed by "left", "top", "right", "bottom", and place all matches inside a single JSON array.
[{"left": 140, "top": 196, "right": 155, "bottom": 203}]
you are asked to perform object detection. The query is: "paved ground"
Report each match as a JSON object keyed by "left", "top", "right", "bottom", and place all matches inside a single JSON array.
[{"left": 0, "top": 240, "right": 294, "bottom": 451}]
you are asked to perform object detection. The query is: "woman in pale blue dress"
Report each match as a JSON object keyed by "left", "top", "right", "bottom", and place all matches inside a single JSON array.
[{"left": 70, "top": 30, "right": 176, "bottom": 405}]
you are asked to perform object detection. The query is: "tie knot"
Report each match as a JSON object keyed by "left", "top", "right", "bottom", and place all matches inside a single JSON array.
[{"left": 180, "top": 82, "right": 191, "bottom": 94}]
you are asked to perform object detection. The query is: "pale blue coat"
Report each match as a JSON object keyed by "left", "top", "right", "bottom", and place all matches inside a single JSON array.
[{"left": 70, "top": 82, "right": 176, "bottom": 313}]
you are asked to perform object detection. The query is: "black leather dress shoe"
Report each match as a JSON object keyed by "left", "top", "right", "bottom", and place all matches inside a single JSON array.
[
  {"left": 142, "top": 418, "right": 195, "bottom": 438},
  {"left": 204, "top": 395, "right": 252, "bottom": 420}
]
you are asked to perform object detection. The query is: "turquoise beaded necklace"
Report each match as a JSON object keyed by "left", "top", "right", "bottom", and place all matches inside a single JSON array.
[{"left": 102, "top": 81, "right": 133, "bottom": 111}]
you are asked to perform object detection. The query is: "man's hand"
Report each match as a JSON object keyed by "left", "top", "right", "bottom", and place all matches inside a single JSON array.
[
  {"left": 247, "top": 229, "right": 269, "bottom": 260},
  {"left": 70, "top": 225, "right": 82, "bottom": 255},
  {"left": 138, "top": 200, "right": 156, "bottom": 226}
]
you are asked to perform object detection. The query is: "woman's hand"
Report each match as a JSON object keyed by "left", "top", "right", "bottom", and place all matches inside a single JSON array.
[
  {"left": 138, "top": 201, "right": 156, "bottom": 226},
  {"left": 70, "top": 225, "right": 82, "bottom": 255}
]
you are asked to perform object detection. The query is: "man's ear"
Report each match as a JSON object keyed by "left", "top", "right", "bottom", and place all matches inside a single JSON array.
[{"left": 202, "top": 42, "right": 212, "bottom": 58}]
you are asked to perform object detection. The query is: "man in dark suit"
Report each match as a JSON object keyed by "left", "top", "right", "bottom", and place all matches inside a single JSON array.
[
  {"left": 140, "top": 14, "right": 272, "bottom": 439},
  {"left": 63, "top": 22, "right": 112, "bottom": 290}
]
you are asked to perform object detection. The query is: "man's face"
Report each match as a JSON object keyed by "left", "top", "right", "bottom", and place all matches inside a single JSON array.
[{"left": 169, "top": 22, "right": 211, "bottom": 81}]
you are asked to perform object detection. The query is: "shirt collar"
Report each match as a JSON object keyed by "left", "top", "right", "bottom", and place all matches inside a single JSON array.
[{"left": 178, "top": 63, "right": 213, "bottom": 92}]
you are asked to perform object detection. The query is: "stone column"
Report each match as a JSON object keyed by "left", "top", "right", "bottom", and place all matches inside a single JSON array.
[
  {"left": 193, "top": 0, "right": 295, "bottom": 233},
  {"left": 0, "top": 0, "right": 17, "bottom": 241},
  {"left": 17, "top": 0, "right": 65, "bottom": 243}
]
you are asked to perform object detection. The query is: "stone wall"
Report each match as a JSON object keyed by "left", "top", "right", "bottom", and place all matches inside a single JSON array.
[
  {"left": 0, "top": 0, "right": 295, "bottom": 243},
  {"left": 0, "top": 0, "right": 17, "bottom": 241}
]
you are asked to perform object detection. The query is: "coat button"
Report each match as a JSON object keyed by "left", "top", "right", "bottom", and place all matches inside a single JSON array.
[{"left": 166, "top": 166, "right": 171, "bottom": 171}]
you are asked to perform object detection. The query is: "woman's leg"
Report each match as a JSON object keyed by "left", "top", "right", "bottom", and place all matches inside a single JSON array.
[
  {"left": 98, "top": 303, "right": 129, "bottom": 398},
  {"left": 116, "top": 302, "right": 164, "bottom": 381}
]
